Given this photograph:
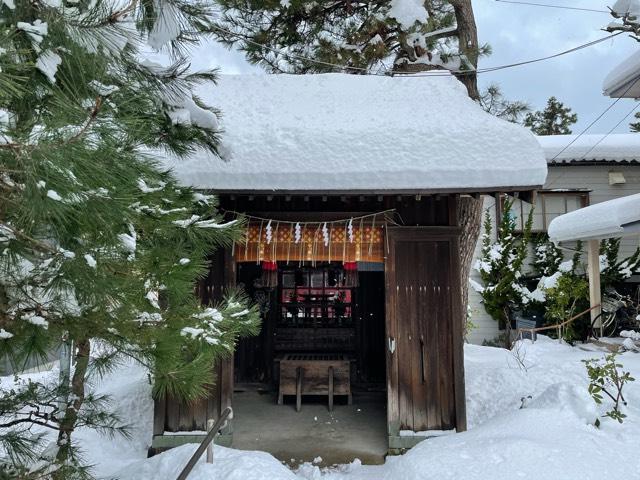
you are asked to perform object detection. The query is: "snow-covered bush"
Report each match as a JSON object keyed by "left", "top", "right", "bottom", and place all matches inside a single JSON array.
[
  {"left": 475, "top": 200, "right": 533, "bottom": 334},
  {"left": 600, "top": 239, "right": 640, "bottom": 286},
  {"left": 531, "top": 234, "right": 563, "bottom": 278},
  {"left": 543, "top": 273, "right": 589, "bottom": 340}
]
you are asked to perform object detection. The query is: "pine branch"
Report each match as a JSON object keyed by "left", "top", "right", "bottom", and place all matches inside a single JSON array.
[{"left": 65, "top": 97, "right": 102, "bottom": 145}]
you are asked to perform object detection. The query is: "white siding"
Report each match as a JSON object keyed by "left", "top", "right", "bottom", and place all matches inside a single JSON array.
[
  {"left": 546, "top": 165, "right": 640, "bottom": 259},
  {"left": 467, "top": 196, "right": 500, "bottom": 345},
  {"left": 466, "top": 164, "right": 640, "bottom": 345}
]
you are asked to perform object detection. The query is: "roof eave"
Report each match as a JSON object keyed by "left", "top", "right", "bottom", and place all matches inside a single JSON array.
[
  {"left": 548, "top": 159, "right": 640, "bottom": 166},
  {"left": 604, "top": 76, "right": 640, "bottom": 99},
  {"left": 207, "top": 185, "right": 544, "bottom": 196}
]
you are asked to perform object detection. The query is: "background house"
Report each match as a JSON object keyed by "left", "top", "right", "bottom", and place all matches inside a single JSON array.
[{"left": 468, "top": 133, "right": 640, "bottom": 345}]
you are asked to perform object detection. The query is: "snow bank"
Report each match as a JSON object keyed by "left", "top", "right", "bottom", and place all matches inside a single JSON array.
[
  {"left": 538, "top": 133, "right": 640, "bottom": 163},
  {"left": 548, "top": 192, "right": 640, "bottom": 242},
  {"left": 159, "top": 73, "right": 546, "bottom": 192},
  {"left": 115, "top": 444, "right": 297, "bottom": 480},
  {"left": 298, "top": 338, "right": 640, "bottom": 480},
  {"left": 6, "top": 338, "right": 640, "bottom": 480}
]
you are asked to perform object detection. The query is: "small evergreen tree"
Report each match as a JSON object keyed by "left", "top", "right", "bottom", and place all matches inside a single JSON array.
[
  {"left": 479, "top": 84, "right": 530, "bottom": 123},
  {"left": 475, "top": 200, "right": 533, "bottom": 334},
  {"left": 600, "top": 238, "right": 640, "bottom": 286},
  {"left": 531, "top": 233, "right": 563, "bottom": 277},
  {"left": 629, "top": 111, "right": 640, "bottom": 132},
  {"left": 524, "top": 96, "right": 578, "bottom": 135},
  {"left": 543, "top": 273, "right": 589, "bottom": 339},
  {"left": 0, "top": 0, "right": 259, "bottom": 476}
]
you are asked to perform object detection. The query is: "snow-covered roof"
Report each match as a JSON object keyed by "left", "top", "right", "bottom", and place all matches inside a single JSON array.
[
  {"left": 603, "top": 50, "right": 640, "bottom": 99},
  {"left": 538, "top": 134, "right": 640, "bottom": 164},
  {"left": 548, "top": 193, "right": 640, "bottom": 242},
  {"left": 160, "top": 73, "right": 547, "bottom": 193}
]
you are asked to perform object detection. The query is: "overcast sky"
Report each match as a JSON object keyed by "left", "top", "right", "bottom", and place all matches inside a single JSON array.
[{"left": 188, "top": 0, "right": 638, "bottom": 135}]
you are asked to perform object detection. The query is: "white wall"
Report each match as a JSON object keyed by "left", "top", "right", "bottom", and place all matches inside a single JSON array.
[
  {"left": 466, "top": 163, "right": 640, "bottom": 345},
  {"left": 467, "top": 196, "right": 500, "bottom": 345},
  {"left": 546, "top": 164, "right": 640, "bottom": 259}
]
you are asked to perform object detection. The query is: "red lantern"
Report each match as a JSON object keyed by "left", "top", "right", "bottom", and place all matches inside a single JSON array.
[
  {"left": 261, "top": 261, "right": 278, "bottom": 288},
  {"left": 343, "top": 261, "right": 359, "bottom": 287}
]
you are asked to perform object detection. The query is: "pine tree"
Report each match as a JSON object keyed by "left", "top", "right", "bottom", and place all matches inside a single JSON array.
[
  {"left": 629, "top": 111, "right": 640, "bottom": 132},
  {"left": 479, "top": 84, "right": 530, "bottom": 123},
  {"left": 524, "top": 96, "right": 578, "bottom": 135},
  {"left": 0, "top": 1, "right": 259, "bottom": 476},
  {"left": 212, "top": 0, "right": 490, "bottom": 99}
]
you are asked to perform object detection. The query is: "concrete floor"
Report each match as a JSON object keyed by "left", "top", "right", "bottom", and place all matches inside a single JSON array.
[{"left": 231, "top": 387, "right": 388, "bottom": 467}]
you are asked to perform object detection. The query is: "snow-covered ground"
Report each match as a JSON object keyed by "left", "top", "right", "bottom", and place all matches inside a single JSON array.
[{"left": 5, "top": 337, "right": 640, "bottom": 479}]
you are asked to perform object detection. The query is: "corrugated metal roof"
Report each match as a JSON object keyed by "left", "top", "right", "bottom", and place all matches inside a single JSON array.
[{"left": 538, "top": 134, "right": 640, "bottom": 165}]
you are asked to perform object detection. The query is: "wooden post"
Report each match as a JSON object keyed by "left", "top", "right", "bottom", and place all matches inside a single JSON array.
[
  {"left": 206, "top": 419, "right": 215, "bottom": 463},
  {"left": 328, "top": 366, "right": 334, "bottom": 412},
  {"left": 295, "top": 367, "right": 303, "bottom": 412},
  {"left": 587, "top": 239, "right": 602, "bottom": 337}
]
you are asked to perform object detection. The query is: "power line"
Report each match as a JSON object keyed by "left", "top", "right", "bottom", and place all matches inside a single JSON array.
[
  {"left": 577, "top": 102, "right": 640, "bottom": 160},
  {"left": 550, "top": 76, "right": 640, "bottom": 162},
  {"left": 476, "top": 32, "right": 621, "bottom": 73},
  {"left": 212, "top": 24, "right": 622, "bottom": 78},
  {"left": 494, "top": 0, "right": 609, "bottom": 14}
]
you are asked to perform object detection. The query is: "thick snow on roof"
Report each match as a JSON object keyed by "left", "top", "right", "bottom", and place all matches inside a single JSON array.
[
  {"left": 538, "top": 134, "right": 640, "bottom": 164},
  {"left": 603, "top": 49, "right": 640, "bottom": 99},
  {"left": 161, "top": 73, "right": 546, "bottom": 193},
  {"left": 548, "top": 193, "right": 640, "bottom": 242}
]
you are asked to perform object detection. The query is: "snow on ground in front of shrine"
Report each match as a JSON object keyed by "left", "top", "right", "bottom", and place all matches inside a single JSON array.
[{"left": 6, "top": 337, "right": 640, "bottom": 479}]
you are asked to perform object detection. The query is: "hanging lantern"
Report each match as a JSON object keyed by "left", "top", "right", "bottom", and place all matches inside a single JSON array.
[
  {"left": 261, "top": 261, "right": 278, "bottom": 288},
  {"left": 343, "top": 261, "right": 359, "bottom": 287}
]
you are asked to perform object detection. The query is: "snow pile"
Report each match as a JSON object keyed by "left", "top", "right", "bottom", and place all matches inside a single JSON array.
[
  {"left": 115, "top": 444, "right": 297, "bottom": 480},
  {"left": 297, "top": 338, "right": 640, "bottom": 480},
  {"left": 538, "top": 133, "right": 640, "bottom": 163},
  {"left": 548, "top": 192, "right": 640, "bottom": 242},
  {"left": 159, "top": 73, "right": 547, "bottom": 192},
  {"left": 5, "top": 338, "right": 640, "bottom": 480}
]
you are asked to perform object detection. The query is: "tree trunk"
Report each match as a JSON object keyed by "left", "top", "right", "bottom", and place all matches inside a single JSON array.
[
  {"left": 53, "top": 338, "right": 90, "bottom": 477},
  {"left": 449, "top": 0, "right": 480, "bottom": 100},
  {"left": 457, "top": 196, "right": 483, "bottom": 330}
]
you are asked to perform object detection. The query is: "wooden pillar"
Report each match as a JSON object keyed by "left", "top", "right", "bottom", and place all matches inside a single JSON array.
[{"left": 587, "top": 239, "right": 602, "bottom": 336}]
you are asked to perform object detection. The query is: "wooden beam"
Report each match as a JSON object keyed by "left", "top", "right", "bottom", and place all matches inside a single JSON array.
[
  {"left": 385, "top": 230, "right": 400, "bottom": 441},
  {"left": 587, "top": 239, "right": 602, "bottom": 336},
  {"left": 450, "top": 233, "right": 467, "bottom": 432}
]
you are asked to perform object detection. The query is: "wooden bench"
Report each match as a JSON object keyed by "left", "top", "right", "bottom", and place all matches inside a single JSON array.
[{"left": 277, "top": 353, "right": 352, "bottom": 412}]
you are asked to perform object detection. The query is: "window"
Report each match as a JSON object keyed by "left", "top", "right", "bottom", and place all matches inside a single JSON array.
[{"left": 508, "top": 191, "right": 589, "bottom": 233}]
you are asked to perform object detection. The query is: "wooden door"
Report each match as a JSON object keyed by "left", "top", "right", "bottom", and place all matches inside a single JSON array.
[{"left": 385, "top": 228, "right": 466, "bottom": 448}]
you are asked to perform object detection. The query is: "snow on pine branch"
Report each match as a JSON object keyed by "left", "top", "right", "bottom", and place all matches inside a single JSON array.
[
  {"left": 388, "top": 0, "right": 429, "bottom": 29},
  {"left": 172, "top": 215, "right": 237, "bottom": 229}
]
